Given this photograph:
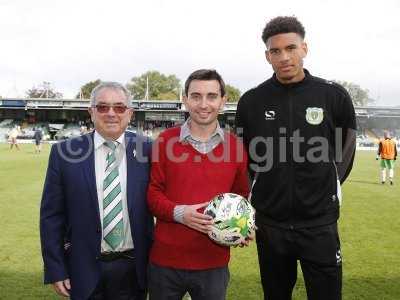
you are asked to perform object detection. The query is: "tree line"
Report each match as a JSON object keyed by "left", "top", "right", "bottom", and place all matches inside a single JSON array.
[
  {"left": 25, "top": 71, "right": 241, "bottom": 103},
  {"left": 24, "top": 71, "right": 373, "bottom": 105}
]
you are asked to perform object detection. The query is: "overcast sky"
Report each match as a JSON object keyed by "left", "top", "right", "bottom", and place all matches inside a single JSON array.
[{"left": 1, "top": 0, "right": 399, "bottom": 106}]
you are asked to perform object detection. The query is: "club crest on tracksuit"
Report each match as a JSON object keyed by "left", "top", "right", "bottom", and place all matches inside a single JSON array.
[{"left": 306, "top": 107, "right": 324, "bottom": 125}]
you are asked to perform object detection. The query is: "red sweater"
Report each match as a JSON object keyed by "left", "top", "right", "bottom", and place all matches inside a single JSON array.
[{"left": 147, "top": 126, "right": 249, "bottom": 270}]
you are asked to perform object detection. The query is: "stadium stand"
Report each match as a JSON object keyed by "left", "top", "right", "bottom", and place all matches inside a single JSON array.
[
  {"left": 0, "top": 98, "right": 399, "bottom": 146},
  {"left": 0, "top": 119, "right": 14, "bottom": 142},
  {"left": 54, "top": 124, "right": 81, "bottom": 140}
]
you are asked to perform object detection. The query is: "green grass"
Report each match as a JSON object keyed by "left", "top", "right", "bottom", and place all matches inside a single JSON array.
[{"left": 0, "top": 144, "right": 399, "bottom": 299}]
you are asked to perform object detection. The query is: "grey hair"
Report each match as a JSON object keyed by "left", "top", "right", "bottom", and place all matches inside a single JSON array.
[{"left": 90, "top": 81, "right": 132, "bottom": 107}]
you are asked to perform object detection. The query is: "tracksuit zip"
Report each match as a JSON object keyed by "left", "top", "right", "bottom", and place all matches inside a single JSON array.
[{"left": 288, "top": 90, "right": 294, "bottom": 230}]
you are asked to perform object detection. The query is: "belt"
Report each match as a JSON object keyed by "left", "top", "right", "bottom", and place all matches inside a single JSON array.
[{"left": 98, "top": 249, "right": 135, "bottom": 262}]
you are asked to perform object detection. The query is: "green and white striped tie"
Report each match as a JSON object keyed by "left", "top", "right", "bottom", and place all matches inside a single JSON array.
[{"left": 103, "top": 141, "right": 124, "bottom": 250}]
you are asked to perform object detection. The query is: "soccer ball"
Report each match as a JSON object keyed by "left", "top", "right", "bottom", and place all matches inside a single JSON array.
[{"left": 204, "top": 193, "right": 256, "bottom": 247}]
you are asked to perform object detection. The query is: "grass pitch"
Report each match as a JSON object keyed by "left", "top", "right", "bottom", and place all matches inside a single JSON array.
[{"left": 0, "top": 144, "right": 399, "bottom": 299}]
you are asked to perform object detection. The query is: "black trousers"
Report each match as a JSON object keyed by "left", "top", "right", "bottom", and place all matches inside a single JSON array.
[
  {"left": 256, "top": 222, "right": 342, "bottom": 300},
  {"left": 148, "top": 263, "right": 230, "bottom": 300},
  {"left": 88, "top": 254, "right": 146, "bottom": 300}
]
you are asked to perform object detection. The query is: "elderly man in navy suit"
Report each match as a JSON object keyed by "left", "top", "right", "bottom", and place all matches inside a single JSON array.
[{"left": 40, "top": 82, "right": 153, "bottom": 300}]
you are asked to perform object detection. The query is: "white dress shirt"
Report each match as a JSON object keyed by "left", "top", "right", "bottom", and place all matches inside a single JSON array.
[{"left": 94, "top": 131, "right": 134, "bottom": 252}]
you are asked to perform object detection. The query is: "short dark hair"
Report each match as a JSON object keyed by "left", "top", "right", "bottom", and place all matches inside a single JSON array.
[
  {"left": 184, "top": 69, "right": 226, "bottom": 97},
  {"left": 262, "top": 16, "right": 305, "bottom": 44}
]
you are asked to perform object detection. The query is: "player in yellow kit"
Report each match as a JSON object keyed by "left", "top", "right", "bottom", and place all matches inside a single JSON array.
[{"left": 376, "top": 131, "right": 398, "bottom": 185}]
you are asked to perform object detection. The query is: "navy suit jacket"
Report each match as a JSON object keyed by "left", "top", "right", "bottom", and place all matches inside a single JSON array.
[{"left": 40, "top": 131, "right": 153, "bottom": 300}]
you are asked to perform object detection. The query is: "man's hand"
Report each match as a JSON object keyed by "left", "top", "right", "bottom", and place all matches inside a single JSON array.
[
  {"left": 237, "top": 229, "right": 256, "bottom": 248},
  {"left": 182, "top": 202, "right": 213, "bottom": 234},
  {"left": 52, "top": 279, "right": 71, "bottom": 297}
]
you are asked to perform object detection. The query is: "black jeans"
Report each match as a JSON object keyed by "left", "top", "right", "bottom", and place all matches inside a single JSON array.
[
  {"left": 256, "top": 222, "right": 342, "bottom": 300},
  {"left": 148, "top": 263, "right": 230, "bottom": 300}
]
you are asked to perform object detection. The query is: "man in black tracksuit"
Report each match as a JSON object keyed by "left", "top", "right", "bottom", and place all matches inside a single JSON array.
[{"left": 235, "top": 16, "right": 356, "bottom": 300}]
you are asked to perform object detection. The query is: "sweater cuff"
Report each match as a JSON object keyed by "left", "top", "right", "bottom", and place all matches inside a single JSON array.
[{"left": 173, "top": 205, "right": 186, "bottom": 224}]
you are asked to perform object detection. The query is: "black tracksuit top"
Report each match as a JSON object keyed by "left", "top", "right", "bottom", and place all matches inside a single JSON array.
[{"left": 235, "top": 70, "right": 356, "bottom": 229}]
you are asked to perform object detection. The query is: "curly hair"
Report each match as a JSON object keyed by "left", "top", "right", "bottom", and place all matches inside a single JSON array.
[{"left": 262, "top": 16, "right": 305, "bottom": 44}]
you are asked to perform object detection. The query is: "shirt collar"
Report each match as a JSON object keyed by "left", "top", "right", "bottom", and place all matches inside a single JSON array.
[
  {"left": 272, "top": 68, "right": 311, "bottom": 89},
  {"left": 94, "top": 131, "right": 126, "bottom": 150},
  {"left": 179, "top": 118, "right": 224, "bottom": 142}
]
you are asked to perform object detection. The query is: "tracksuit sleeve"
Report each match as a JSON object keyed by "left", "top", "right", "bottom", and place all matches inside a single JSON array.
[
  {"left": 235, "top": 95, "right": 256, "bottom": 180},
  {"left": 231, "top": 140, "right": 250, "bottom": 199},
  {"left": 147, "top": 135, "right": 177, "bottom": 222},
  {"left": 335, "top": 89, "right": 357, "bottom": 183},
  {"left": 235, "top": 98, "right": 245, "bottom": 139}
]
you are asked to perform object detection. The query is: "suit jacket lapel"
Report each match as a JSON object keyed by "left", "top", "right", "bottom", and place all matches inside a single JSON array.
[
  {"left": 126, "top": 133, "right": 138, "bottom": 218},
  {"left": 82, "top": 132, "right": 101, "bottom": 226}
]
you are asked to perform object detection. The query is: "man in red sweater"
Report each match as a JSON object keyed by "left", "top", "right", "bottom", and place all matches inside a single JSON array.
[{"left": 147, "top": 69, "right": 250, "bottom": 300}]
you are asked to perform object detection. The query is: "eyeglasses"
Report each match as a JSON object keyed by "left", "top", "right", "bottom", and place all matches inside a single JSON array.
[{"left": 94, "top": 104, "right": 129, "bottom": 114}]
